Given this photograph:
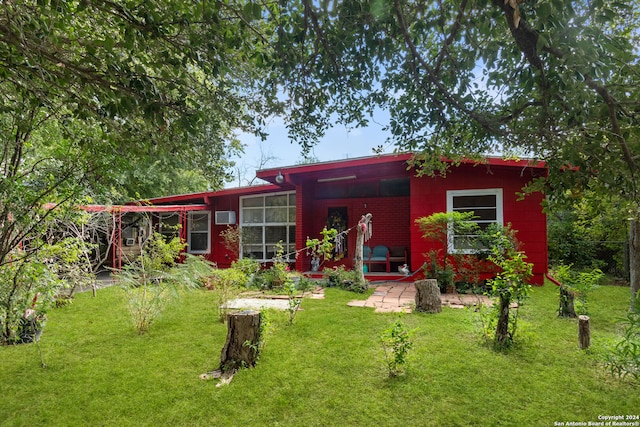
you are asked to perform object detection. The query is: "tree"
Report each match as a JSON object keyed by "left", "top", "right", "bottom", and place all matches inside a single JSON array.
[
  {"left": 0, "top": 1, "right": 278, "bottom": 346},
  {"left": 263, "top": 0, "right": 640, "bottom": 307}
]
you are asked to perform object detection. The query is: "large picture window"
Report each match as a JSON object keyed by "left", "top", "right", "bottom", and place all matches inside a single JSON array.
[
  {"left": 446, "top": 189, "right": 503, "bottom": 253},
  {"left": 240, "top": 192, "right": 296, "bottom": 261}
]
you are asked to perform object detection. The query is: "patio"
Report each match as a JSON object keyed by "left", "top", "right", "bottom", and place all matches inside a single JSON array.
[{"left": 347, "top": 282, "right": 492, "bottom": 313}]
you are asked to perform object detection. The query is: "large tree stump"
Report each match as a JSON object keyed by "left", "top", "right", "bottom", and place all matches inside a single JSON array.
[
  {"left": 220, "top": 310, "right": 262, "bottom": 373},
  {"left": 414, "top": 279, "right": 442, "bottom": 313},
  {"left": 578, "top": 315, "right": 591, "bottom": 350},
  {"left": 558, "top": 285, "right": 577, "bottom": 318}
]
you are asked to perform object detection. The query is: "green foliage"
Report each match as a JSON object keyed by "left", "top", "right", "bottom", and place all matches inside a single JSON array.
[
  {"left": 206, "top": 268, "right": 247, "bottom": 323},
  {"left": 380, "top": 314, "right": 414, "bottom": 377},
  {"left": 305, "top": 226, "right": 338, "bottom": 270},
  {"left": 322, "top": 265, "right": 368, "bottom": 293},
  {"left": 415, "top": 212, "right": 482, "bottom": 291},
  {"left": 552, "top": 264, "right": 604, "bottom": 315},
  {"left": 415, "top": 212, "right": 479, "bottom": 255},
  {"left": 0, "top": 237, "right": 92, "bottom": 345},
  {"left": 481, "top": 224, "right": 533, "bottom": 350},
  {"left": 255, "top": 242, "right": 291, "bottom": 291},
  {"left": 244, "top": 310, "right": 272, "bottom": 360},
  {"left": 220, "top": 226, "right": 242, "bottom": 260},
  {"left": 285, "top": 280, "right": 301, "bottom": 326},
  {"left": 547, "top": 193, "right": 629, "bottom": 275},
  {"left": 604, "top": 291, "right": 640, "bottom": 382},
  {"left": 231, "top": 258, "right": 261, "bottom": 278},
  {"left": 115, "top": 232, "right": 214, "bottom": 334}
]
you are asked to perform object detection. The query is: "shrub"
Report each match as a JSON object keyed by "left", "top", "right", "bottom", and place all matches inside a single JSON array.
[
  {"left": 604, "top": 291, "right": 640, "bottom": 382},
  {"left": 0, "top": 237, "right": 92, "bottom": 345},
  {"left": 322, "top": 266, "right": 367, "bottom": 293},
  {"left": 230, "top": 258, "right": 261, "bottom": 279},
  {"left": 552, "top": 264, "right": 604, "bottom": 316},
  {"left": 206, "top": 268, "right": 247, "bottom": 322},
  {"left": 380, "top": 314, "right": 414, "bottom": 377},
  {"left": 415, "top": 212, "right": 485, "bottom": 292},
  {"left": 115, "top": 233, "right": 214, "bottom": 334}
]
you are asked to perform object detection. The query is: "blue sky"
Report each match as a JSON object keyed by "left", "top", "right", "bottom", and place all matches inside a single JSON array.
[{"left": 229, "top": 113, "right": 395, "bottom": 186}]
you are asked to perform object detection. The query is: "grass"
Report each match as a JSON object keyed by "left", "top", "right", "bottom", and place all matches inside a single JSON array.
[{"left": 1, "top": 282, "right": 638, "bottom": 426}]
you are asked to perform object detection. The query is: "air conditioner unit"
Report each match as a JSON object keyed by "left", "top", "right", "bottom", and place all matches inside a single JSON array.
[{"left": 215, "top": 211, "right": 236, "bottom": 225}]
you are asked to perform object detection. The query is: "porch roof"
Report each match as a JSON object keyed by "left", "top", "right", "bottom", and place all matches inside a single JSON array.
[{"left": 255, "top": 153, "right": 546, "bottom": 185}]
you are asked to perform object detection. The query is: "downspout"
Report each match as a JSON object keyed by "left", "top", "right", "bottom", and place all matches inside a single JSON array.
[{"left": 545, "top": 271, "right": 561, "bottom": 286}]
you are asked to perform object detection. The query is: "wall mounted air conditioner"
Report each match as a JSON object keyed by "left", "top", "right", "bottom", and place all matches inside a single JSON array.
[{"left": 215, "top": 211, "right": 236, "bottom": 225}]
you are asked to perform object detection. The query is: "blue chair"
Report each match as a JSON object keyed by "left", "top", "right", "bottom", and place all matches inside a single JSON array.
[{"left": 365, "top": 245, "right": 390, "bottom": 272}]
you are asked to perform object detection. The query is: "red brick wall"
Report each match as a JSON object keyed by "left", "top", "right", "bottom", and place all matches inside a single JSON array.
[
  {"left": 305, "top": 195, "right": 411, "bottom": 270},
  {"left": 210, "top": 194, "right": 240, "bottom": 268},
  {"left": 410, "top": 164, "right": 547, "bottom": 284}
]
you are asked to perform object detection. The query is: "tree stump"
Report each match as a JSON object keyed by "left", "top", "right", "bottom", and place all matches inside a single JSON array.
[
  {"left": 558, "top": 285, "right": 577, "bottom": 318},
  {"left": 220, "top": 310, "right": 262, "bottom": 373},
  {"left": 414, "top": 279, "right": 442, "bottom": 313},
  {"left": 578, "top": 315, "right": 590, "bottom": 350}
]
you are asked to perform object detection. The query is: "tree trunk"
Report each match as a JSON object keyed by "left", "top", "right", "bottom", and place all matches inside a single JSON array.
[
  {"left": 558, "top": 285, "right": 577, "bottom": 318},
  {"left": 578, "top": 315, "right": 590, "bottom": 350},
  {"left": 414, "top": 279, "right": 442, "bottom": 313},
  {"left": 355, "top": 213, "right": 372, "bottom": 287},
  {"left": 220, "top": 310, "right": 262, "bottom": 373},
  {"left": 630, "top": 218, "right": 640, "bottom": 311},
  {"left": 495, "top": 295, "right": 511, "bottom": 348}
]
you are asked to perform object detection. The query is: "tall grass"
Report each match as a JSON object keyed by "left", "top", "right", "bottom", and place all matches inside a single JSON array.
[{"left": 0, "top": 283, "right": 638, "bottom": 426}]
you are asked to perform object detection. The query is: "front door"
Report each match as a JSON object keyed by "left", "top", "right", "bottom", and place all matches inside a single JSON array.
[{"left": 326, "top": 206, "right": 348, "bottom": 262}]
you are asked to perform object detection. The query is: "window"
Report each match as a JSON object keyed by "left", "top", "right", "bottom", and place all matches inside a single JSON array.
[
  {"left": 159, "top": 212, "right": 211, "bottom": 254},
  {"left": 380, "top": 177, "right": 410, "bottom": 196},
  {"left": 159, "top": 213, "right": 180, "bottom": 239},
  {"left": 240, "top": 192, "right": 296, "bottom": 261},
  {"left": 446, "top": 189, "right": 503, "bottom": 253},
  {"left": 188, "top": 212, "right": 211, "bottom": 254}
]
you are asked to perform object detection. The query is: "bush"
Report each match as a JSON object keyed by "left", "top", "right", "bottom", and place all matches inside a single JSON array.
[
  {"left": 380, "top": 314, "right": 414, "bottom": 377},
  {"left": 322, "top": 266, "right": 367, "bottom": 293},
  {"left": 0, "top": 237, "right": 92, "bottom": 345},
  {"left": 552, "top": 264, "right": 604, "bottom": 316},
  {"left": 604, "top": 292, "right": 640, "bottom": 382},
  {"left": 206, "top": 268, "right": 246, "bottom": 322},
  {"left": 115, "top": 233, "right": 215, "bottom": 333},
  {"left": 230, "top": 258, "right": 261, "bottom": 279}
]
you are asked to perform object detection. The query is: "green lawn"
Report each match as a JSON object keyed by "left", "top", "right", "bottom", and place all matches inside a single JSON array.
[{"left": 1, "top": 282, "right": 638, "bottom": 426}]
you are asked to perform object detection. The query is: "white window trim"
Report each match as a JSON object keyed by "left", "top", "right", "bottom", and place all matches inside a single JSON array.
[
  {"left": 446, "top": 188, "right": 504, "bottom": 254},
  {"left": 187, "top": 211, "right": 211, "bottom": 254},
  {"left": 239, "top": 191, "right": 296, "bottom": 262}
]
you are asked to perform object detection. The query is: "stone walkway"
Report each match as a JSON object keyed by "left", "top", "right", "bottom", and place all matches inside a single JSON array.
[{"left": 347, "top": 283, "right": 492, "bottom": 313}]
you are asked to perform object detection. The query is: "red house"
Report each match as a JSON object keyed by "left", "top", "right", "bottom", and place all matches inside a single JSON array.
[{"left": 143, "top": 153, "right": 548, "bottom": 284}]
